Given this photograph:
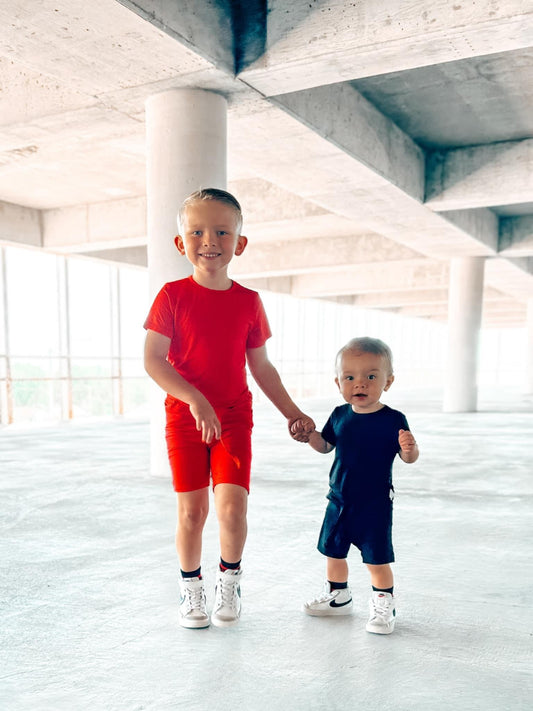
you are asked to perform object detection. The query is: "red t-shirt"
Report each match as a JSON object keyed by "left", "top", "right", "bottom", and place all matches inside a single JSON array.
[{"left": 144, "top": 276, "right": 272, "bottom": 408}]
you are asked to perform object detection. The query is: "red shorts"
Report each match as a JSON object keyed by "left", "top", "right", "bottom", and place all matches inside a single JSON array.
[{"left": 164, "top": 392, "right": 253, "bottom": 493}]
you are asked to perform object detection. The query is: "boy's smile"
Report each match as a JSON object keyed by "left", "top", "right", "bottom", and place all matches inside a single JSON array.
[
  {"left": 335, "top": 350, "right": 394, "bottom": 414},
  {"left": 175, "top": 199, "right": 247, "bottom": 288}
]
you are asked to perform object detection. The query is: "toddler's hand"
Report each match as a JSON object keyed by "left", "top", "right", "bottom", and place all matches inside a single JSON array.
[
  {"left": 288, "top": 416, "right": 315, "bottom": 443},
  {"left": 399, "top": 428, "right": 416, "bottom": 453}
]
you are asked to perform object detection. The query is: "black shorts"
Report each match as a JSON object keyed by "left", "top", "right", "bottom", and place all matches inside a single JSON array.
[{"left": 317, "top": 493, "right": 394, "bottom": 565}]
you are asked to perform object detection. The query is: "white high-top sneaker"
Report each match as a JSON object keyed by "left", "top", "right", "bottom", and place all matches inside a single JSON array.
[
  {"left": 366, "top": 591, "right": 396, "bottom": 634},
  {"left": 211, "top": 568, "right": 242, "bottom": 628},
  {"left": 302, "top": 581, "right": 353, "bottom": 616},
  {"left": 178, "top": 576, "right": 209, "bottom": 629}
]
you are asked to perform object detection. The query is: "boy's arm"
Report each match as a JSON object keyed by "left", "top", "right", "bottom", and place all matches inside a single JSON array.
[
  {"left": 144, "top": 329, "right": 221, "bottom": 443},
  {"left": 398, "top": 428, "right": 419, "bottom": 463},
  {"left": 246, "top": 345, "right": 315, "bottom": 435}
]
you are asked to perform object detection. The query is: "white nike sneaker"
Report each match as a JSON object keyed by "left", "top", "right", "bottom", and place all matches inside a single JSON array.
[
  {"left": 366, "top": 591, "right": 396, "bottom": 634},
  {"left": 211, "top": 568, "right": 242, "bottom": 628},
  {"left": 303, "top": 581, "right": 353, "bottom": 616},
  {"left": 178, "top": 576, "right": 209, "bottom": 629}
]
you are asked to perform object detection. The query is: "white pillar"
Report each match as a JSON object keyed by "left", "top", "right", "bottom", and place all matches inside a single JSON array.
[
  {"left": 443, "top": 257, "right": 485, "bottom": 413},
  {"left": 527, "top": 298, "right": 533, "bottom": 395},
  {"left": 145, "top": 89, "right": 227, "bottom": 476}
]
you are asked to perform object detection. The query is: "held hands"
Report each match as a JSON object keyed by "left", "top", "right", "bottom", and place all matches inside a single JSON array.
[
  {"left": 189, "top": 396, "right": 221, "bottom": 444},
  {"left": 289, "top": 415, "right": 316, "bottom": 443}
]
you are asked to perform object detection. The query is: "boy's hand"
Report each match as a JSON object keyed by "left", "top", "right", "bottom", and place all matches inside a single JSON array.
[
  {"left": 399, "top": 429, "right": 416, "bottom": 453},
  {"left": 189, "top": 397, "right": 221, "bottom": 443},
  {"left": 289, "top": 415, "right": 315, "bottom": 443}
]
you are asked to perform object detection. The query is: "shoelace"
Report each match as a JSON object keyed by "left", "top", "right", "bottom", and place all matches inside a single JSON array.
[
  {"left": 217, "top": 576, "right": 238, "bottom": 608},
  {"left": 184, "top": 585, "right": 205, "bottom": 613},
  {"left": 371, "top": 596, "right": 392, "bottom": 621}
]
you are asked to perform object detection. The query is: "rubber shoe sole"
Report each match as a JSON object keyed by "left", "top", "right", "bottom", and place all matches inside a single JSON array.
[{"left": 303, "top": 599, "right": 354, "bottom": 617}]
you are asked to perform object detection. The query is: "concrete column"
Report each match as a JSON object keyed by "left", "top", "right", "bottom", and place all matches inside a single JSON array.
[
  {"left": 145, "top": 89, "right": 227, "bottom": 476},
  {"left": 443, "top": 257, "right": 485, "bottom": 413},
  {"left": 527, "top": 298, "right": 533, "bottom": 395}
]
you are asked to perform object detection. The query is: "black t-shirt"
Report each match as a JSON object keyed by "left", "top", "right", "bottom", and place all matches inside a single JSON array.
[{"left": 321, "top": 404, "right": 409, "bottom": 505}]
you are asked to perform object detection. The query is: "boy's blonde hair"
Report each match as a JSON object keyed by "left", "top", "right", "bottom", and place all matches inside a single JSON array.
[
  {"left": 178, "top": 188, "right": 243, "bottom": 233},
  {"left": 335, "top": 337, "right": 394, "bottom": 375}
]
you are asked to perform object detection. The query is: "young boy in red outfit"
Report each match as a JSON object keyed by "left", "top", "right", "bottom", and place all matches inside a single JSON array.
[{"left": 144, "top": 188, "right": 314, "bottom": 629}]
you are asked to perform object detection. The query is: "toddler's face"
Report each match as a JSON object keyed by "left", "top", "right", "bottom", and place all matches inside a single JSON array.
[{"left": 335, "top": 350, "right": 394, "bottom": 414}]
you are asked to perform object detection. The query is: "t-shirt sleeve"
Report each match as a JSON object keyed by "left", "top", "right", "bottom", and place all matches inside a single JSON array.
[
  {"left": 143, "top": 285, "right": 174, "bottom": 338},
  {"left": 321, "top": 412, "right": 336, "bottom": 446},
  {"left": 246, "top": 294, "right": 272, "bottom": 349}
]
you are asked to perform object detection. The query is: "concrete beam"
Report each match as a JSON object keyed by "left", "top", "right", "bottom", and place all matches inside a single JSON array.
[
  {"left": 499, "top": 216, "right": 533, "bottom": 256},
  {"left": 0, "top": 201, "right": 42, "bottom": 247},
  {"left": 426, "top": 140, "right": 533, "bottom": 211},
  {"left": 239, "top": 0, "right": 533, "bottom": 95},
  {"left": 42, "top": 197, "right": 147, "bottom": 252},
  {"left": 79, "top": 246, "right": 147, "bottom": 268},
  {"left": 485, "top": 257, "right": 533, "bottom": 301},
  {"left": 230, "top": 234, "right": 419, "bottom": 279},
  {"left": 237, "top": 275, "right": 293, "bottom": 294},
  {"left": 274, "top": 83, "right": 425, "bottom": 202},
  {"left": 291, "top": 260, "right": 449, "bottom": 298},
  {"left": 230, "top": 100, "right": 499, "bottom": 258}
]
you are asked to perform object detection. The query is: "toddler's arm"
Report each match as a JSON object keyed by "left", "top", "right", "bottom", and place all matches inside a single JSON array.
[
  {"left": 290, "top": 421, "right": 334, "bottom": 453},
  {"left": 246, "top": 345, "right": 315, "bottom": 437},
  {"left": 398, "top": 428, "right": 419, "bottom": 463},
  {"left": 144, "top": 329, "right": 221, "bottom": 443}
]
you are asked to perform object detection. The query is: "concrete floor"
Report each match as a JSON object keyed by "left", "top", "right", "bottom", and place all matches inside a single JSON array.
[{"left": 1, "top": 391, "right": 532, "bottom": 711}]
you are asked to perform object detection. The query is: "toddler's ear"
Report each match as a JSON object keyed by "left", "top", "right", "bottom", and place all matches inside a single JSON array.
[{"left": 174, "top": 235, "right": 185, "bottom": 255}]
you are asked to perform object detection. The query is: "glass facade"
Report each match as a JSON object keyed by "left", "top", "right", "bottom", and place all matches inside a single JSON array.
[{"left": 0, "top": 244, "right": 526, "bottom": 424}]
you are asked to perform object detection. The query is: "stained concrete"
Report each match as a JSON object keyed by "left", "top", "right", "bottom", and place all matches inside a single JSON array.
[{"left": 1, "top": 392, "right": 532, "bottom": 710}]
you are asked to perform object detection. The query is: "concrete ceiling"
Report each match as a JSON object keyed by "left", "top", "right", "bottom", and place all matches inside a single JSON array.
[{"left": 1, "top": 0, "right": 533, "bottom": 327}]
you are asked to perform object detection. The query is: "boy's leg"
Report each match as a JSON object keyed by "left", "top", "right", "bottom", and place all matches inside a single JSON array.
[
  {"left": 303, "top": 556, "right": 353, "bottom": 616},
  {"left": 365, "top": 563, "right": 395, "bottom": 635},
  {"left": 175, "top": 489, "right": 210, "bottom": 629},
  {"left": 211, "top": 483, "right": 247, "bottom": 627},
  {"left": 175, "top": 488, "right": 209, "bottom": 570},
  {"left": 214, "top": 483, "right": 248, "bottom": 564}
]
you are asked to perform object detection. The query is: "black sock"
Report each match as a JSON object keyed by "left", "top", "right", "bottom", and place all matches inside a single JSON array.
[
  {"left": 220, "top": 558, "right": 241, "bottom": 571},
  {"left": 329, "top": 580, "right": 348, "bottom": 591},
  {"left": 372, "top": 585, "right": 393, "bottom": 595},
  {"left": 181, "top": 566, "right": 201, "bottom": 579}
]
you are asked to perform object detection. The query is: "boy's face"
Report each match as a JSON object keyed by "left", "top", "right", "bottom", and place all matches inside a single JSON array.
[
  {"left": 335, "top": 350, "right": 394, "bottom": 414},
  {"left": 175, "top": 199, "right": 247, "bottom": 277}
]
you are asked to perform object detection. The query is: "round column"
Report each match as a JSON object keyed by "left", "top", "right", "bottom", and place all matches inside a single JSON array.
[
  {"left": 443, "top": 257, "right": 485, "bottom": 412},
  {"left": 145, "top": 89, "right": 227, "bottom": 476}
]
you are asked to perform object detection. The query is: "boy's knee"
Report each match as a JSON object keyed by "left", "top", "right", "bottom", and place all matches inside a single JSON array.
[
  {"left": 217, "top": 499, "right": 247, "bottom": 526},
  {"left": 179, "top": 505, "right": 208, "bottom": 530}
]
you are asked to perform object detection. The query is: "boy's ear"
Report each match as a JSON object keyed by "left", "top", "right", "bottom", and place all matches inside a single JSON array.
[
  {"left": 335, "top": 377, "right": 340, "bottom": 391},
  {"left": 383, "top": 374, "right": 395, "bottom": 391},
  {"left": 234, "top": 235, "right": 248, "bottom": 256},
  {"left": 174, "top": 235, "right": 185, "bottom": 255}
]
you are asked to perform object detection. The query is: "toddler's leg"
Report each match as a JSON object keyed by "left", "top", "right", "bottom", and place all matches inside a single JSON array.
[
  {"left": 366, "top": 563, "right": 393, "bottom": 590},
  {"left": 365, "top": 563, "right": 396, "bottom": 635},
  {"left": 303, "top": 557, "right": 353, "bottom": 616},
  {"left": 327, "top": 556, "right": 349, "bottom": 583}
]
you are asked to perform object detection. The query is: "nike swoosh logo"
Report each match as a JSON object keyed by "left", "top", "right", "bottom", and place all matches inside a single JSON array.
[{"left": 330, "top": 598, "right": 352, "bottom": 608}]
